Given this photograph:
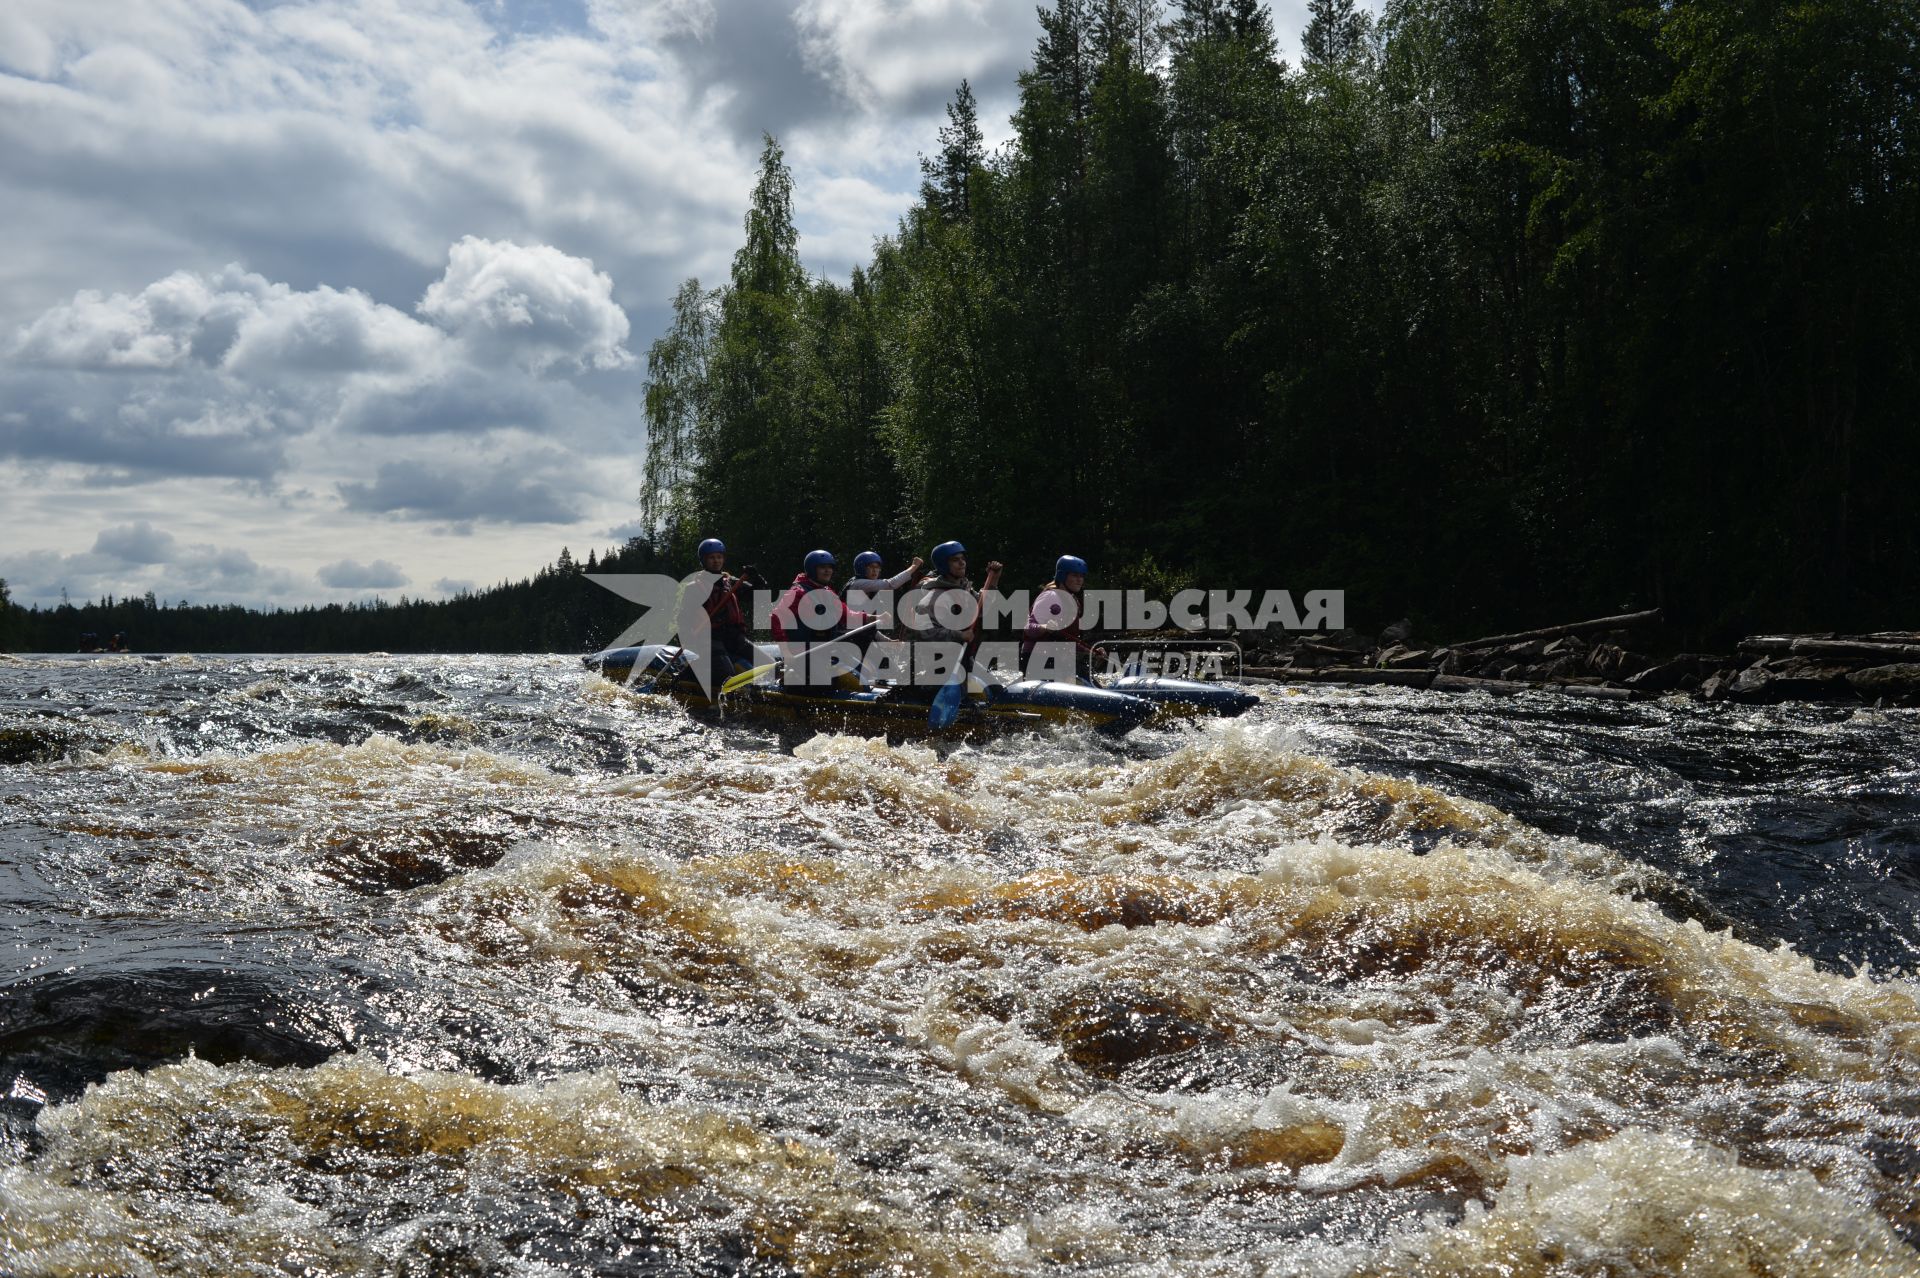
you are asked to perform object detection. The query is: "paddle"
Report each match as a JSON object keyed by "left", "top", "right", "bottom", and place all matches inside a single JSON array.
[
  {"left": 926, "top": 561, "right": 1002, "bottom": 729},
  {"left": 928, "top": 666, "right": 967, "bottom": 729},
  {"left": 719, "top": 660, "right": 775, "bottom": 696},
  {"left": 720, "top": 619, "right": 882, "bottom": 696}
]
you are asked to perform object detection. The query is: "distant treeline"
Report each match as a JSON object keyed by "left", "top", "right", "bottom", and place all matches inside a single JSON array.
[
  {"left": 0, "top": 541, "right": 678, "bottom": 654},
  {"left": 642, "top": 0, "right": 1919, "bottom": 645}
]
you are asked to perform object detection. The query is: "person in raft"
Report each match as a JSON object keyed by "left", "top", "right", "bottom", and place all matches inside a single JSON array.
[
  {"left": 902, "top": 541, "right": 1003, "bottom": 695},
  {"left": 692, "top": 537, "right": 760, "bottom": 680},
  {"left": 1022, "top": 555, "right": 1096, "bottom": 683},
  {"left": 842, "top": 549, "right": 926, "bottom": 617},
  {"left": 771, "top": 550, "right": 881, "bottom": 687}
]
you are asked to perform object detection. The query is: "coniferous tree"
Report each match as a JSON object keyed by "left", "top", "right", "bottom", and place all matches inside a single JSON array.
[
  {"left": 921, "top": 80, "right": 986, "bottom": 220},
  {"left": 700, "top": 135, "right": 811, "bottom": 555},
  {"left": 610, "top": 0, "right": 1920, "bottom": 641},
  {"left": 1302, "top": 0, "right": 1369, "bottom": 67}
]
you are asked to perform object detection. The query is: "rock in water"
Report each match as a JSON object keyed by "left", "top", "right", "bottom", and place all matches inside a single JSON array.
[
  {"left": 1847, "top": 663, "right": 1920, "bottom": 706},
  {"left": 1378, "top": 645, "right": 1432, "bottom": 670}
]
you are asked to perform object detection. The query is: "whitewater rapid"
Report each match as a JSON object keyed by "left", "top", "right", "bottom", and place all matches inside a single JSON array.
[{"left": 1, "top": 654, "right": 1915, "bottom": 1275}]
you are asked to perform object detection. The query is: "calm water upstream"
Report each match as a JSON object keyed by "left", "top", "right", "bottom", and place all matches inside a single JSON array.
[{"left": 1, "top": 652, "right": 1917, "bottom": 1275}]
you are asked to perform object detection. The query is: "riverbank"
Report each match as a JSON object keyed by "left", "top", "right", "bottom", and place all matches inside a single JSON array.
[{"left": 1237, "top": 611, "right": 1920, "bottom": 707}]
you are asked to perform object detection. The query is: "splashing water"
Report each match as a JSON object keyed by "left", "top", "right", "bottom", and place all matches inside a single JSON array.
[{"left": 2, "top": 655, "right": 1916, "bottom": 1275}]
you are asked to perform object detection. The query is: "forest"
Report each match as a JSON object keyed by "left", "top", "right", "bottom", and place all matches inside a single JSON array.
[
  {"left": 642, "top": 0, "right": 1918, "bottom": 645},
  {"left": 5, "top": 0, "right": 1915, "bottom": 653}
]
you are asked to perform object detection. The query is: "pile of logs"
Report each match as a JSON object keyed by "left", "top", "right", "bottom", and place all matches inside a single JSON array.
[
  {"left": 1240, "top": 611, "right": 1920, "bottom": 706},
  {"left": 1703, "top": 633, "right": 1920, "bottom": 705}
]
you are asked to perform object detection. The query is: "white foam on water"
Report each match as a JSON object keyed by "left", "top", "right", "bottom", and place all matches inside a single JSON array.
[{"left": 1371, "top": 1128, "right": 1920, "bottom": 1277}]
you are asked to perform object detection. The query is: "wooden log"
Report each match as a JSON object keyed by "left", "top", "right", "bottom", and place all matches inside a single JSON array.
[
  {"left": 1453, "top": 609, "right": 1662, "bottom": 651},
  {"left": 1431, "top": 674, "right": 1530, "bottom": 695},
  {"left": 1738, "top": 636, "right": 1805, "bottom": 655},
  {"left": 1552, "top": 683, "right": 1638, "bottom": 701},
  {"left": 1430, "top": 674, "right": 1634, "bottom": 700},
  {"left": 1294, "top": 640, "right": 1374, "bottom": 659},
  {"left": 1788, "top": 638, "right": 1920, "bottom": 663}
]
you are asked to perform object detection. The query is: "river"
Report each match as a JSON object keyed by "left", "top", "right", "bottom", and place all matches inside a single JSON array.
[{"left": 1, "top": 653, "right": 1916, "bottom": 1275}]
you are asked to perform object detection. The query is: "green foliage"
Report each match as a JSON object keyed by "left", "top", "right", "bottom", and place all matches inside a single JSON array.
[
  {"left": 921, "top": 79, "right": 986, "bottom": 219},
  {"left": 1303, "top": 0, "right": 1371, "bottom": 66},
  {"left": 631, "top": 0, "right": 1917, "bottom": 643},
  {"left": 640, "top": 276, "right": 717, "bottom": 550}
]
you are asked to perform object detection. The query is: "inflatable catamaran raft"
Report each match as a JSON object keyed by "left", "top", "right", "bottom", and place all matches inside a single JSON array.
[{"left": 583, "top": 642, "right": 1258, "bottom": 738}]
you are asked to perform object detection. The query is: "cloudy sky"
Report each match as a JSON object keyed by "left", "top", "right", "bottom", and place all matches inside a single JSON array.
[{"left": 1, "top": 0, "right": 1330, "bottom": 611}]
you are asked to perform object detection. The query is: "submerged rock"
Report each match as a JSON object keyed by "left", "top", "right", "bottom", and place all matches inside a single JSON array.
[{"left": 0, "top": 725, "right": 82, "bottom": 766}]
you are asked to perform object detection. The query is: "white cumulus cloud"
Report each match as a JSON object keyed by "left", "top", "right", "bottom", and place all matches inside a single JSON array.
[
  {"left": 0, "top": 0, "right": 1106, "bottom": 607},
  {"left": 418, "top": 236, "right": 633, "bottom": 373},
  {"left": 13, "top": 265, "right": 446, "bottom": 379}
]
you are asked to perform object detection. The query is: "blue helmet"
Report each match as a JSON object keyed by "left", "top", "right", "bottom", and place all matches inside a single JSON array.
[
  {"left": 803, "top": 549, "right": 836, "bottom": 576},
  {"left": 1055, "top": 555, "right": 1088, "bottom": 582},
  {"left": 930, "top": 540, "right": 967, "bottom": 575},
  {"left": 852, "top": 550, "right": 883, "bottom": 574},
  {"left": 697, "top": 538, "right": 726, "bottom": 558}
]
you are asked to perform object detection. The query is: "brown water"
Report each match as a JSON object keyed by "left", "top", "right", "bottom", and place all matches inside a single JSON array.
[{"left": 1, "top": 653, "right": 1917, "bottom": 1275}]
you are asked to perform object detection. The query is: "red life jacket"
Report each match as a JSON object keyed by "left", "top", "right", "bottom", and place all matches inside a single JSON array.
[
  {"left": 772, "top": 574, "right": 869, "bottom": 643},
  {"left": 704, "top": 576, "right": 748, "bottom": 631}
]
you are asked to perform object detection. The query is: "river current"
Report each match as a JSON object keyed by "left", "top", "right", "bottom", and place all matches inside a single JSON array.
[{"left": 1, "top": 653, "right": 1916, "bottom": 1276}]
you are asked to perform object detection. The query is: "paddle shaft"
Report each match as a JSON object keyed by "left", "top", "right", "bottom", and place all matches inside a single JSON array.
[{"left": 719, "top": 618, "right": 883, "bottom": 695}]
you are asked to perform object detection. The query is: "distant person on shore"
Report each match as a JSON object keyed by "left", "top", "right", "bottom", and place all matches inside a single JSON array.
[{"left": 1023, "top": 555, "right": 1095, "bottom": 683}]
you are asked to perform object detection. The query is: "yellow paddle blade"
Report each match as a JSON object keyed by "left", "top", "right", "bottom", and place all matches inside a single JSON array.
[{"left": 720, "top": 662, "right": 777, "bottom": 695}]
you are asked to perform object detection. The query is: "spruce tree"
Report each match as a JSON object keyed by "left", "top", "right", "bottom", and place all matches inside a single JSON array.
[
  {"left": 920, "top": 80, "right": 985, "bottom": 220},
  {"left": 1302, "top": 0, "right": 1367, "bottom": 66}
]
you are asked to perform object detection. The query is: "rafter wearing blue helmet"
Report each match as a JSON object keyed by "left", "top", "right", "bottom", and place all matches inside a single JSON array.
[
  {"left": 772, "top": 550, "right": 880, "bottom": 672},
  {"left": 1024, "top": 555, "right": 1094, "bottom": 683},
  {"left": 690, "top": 537, "right": 757, "bottom": 679},
  {"left": 844, "top": 548, "right": 928, "bottom": 615},
  {"left": 907, "top": 539, "right": 1003, "bottom": 649}
]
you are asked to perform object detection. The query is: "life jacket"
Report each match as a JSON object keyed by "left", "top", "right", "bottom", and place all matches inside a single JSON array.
[
  {"left": 1022, "top": 584, "right": 1084, "bottom": 658},
  {"left": 703, "top": 575, "right": 748, "bottom": 631},
  {"left": 908, "top": 576, "right": 978, "bottom": 646},
  {"left": 772, "top": 573, "right": 868, "bottom": 644}
]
